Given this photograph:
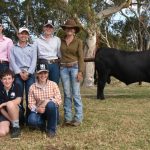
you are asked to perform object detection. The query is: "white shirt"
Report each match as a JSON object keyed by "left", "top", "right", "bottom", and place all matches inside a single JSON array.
[{"left": 33, "top": 35, "right": 61, "bottom": 60}]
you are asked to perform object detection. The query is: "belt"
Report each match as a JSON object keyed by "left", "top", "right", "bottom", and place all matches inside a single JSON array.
[
  {"left": 60, "top": 62, "right": 78, "bottom": 67},
  {"left": 38, "top": 59, "right": 60, "bottom": 64},
  {"left": 0, "top": 60, "right": 9, "bottom": 64}
]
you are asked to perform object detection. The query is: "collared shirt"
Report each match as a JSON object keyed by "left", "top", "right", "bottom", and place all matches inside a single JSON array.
[
  {"left": 60, "top": 37, "right": 84, "bottom": 73},
  {"left": 33, "top": 35, "right": 61, "bottom": 60},
  {"left": 0, "top": 83, "right": 22, "bottom": 104},
  {"left": 28, "top": 80, "right": 62, "bottom": 110},
  {"left": 0, "top": 36, "right": 13, "bottom": 61},
  {"left": 10, "top": 43, "right": 37, "bottom": 74}
]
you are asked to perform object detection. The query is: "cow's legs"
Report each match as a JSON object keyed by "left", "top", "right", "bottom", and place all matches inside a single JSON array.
[{"left": 97, "top": 70, "right": 109, "bottom": 100}]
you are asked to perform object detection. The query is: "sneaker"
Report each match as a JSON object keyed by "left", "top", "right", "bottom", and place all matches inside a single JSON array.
[
  {"left": 11, "top": 127, "right": 21, "bottom": 139},
  {"left": 46, "top": 131, "right": 56, "bottom": 138},
  {"left": 71, "top": 120, "right": 81, "bottom": 127}
]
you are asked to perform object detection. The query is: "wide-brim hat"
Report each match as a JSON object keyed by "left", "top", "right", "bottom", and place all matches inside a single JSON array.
[
  {"left": 61, "top": 19, "right": 80, "bottom": 33},
  {"left": 36, "top": 63, "right": 49, "bottom": 74}
]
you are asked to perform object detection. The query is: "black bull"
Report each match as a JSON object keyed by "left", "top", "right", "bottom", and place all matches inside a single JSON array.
[{"left": 93, "top": 47, "right": 150, "bottom": 100}]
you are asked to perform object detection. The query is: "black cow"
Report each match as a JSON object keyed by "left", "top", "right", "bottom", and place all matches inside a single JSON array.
[{"left": 95, "top": 47, "right": 150, "bottom": 99}]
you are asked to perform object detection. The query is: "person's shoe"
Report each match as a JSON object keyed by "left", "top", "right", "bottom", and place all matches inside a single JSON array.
[
  {"left": 71, "top": 120, "right": 81, "bottom": 127},
  {"left": 11, "top": 127, "right": 21, "bottom": 139},
  {"left": 46, "top": 131, "right": 56, "bottom": 138},
  {"left": 63, "top": 120, "right": 72, "bottom": 126}
]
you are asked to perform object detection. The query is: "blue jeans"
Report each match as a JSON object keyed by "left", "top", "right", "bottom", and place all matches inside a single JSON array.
[
  {"left": 60, "top": 65, "right": 83, "bottom": 122},
  {"left": 28, "top": 101, "right": 58, "bottom": 133},
  {"left": 15, "top": 74, "right": 35, "bottom": 121},
  {"left": 48, "top": 63, "right": 60, "bottom": 84}
]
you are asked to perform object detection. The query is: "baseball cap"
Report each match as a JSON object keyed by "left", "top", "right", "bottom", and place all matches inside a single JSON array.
[
  {"left": 18, "top": 26, "right": 29, "bottom": 34},
  {"left": 43, "top": 20, "right": 54, "bottom": 28},
  {"left": 36, "top": 63, "right": 49, "bottom": 73}
]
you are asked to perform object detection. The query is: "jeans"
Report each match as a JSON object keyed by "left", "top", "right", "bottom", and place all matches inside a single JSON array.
[
  {"left": 28, "top": 101, "right": 58, "bottom": 133},
  {"left": 48, "top": 63, "right": 60, "bottom": 84},
  {"left": 15, "top": 74, "right": 35, "bottom": 122},
  {"left": 60, "top": 64, "right": 83, "bottom": 122}
]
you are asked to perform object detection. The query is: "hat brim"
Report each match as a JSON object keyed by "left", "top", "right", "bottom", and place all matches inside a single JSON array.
[
  {"left": 61, "top": 25, "right": 80, "bottom": 33},
  {"left": 36, "top": 70, "right": 49, "bottom": 74},
  {"left": 43, "top": 24, "right": 54, "bottom": 28},
  {"left": 19, "top": 30, "right": 29, "bottom": 34}
]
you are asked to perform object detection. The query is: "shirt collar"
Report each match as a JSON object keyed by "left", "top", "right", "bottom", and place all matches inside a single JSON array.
[
  {"left": 2, "top": 84, "right": 14, "bottom": 93},
  {"left": 16, "top": 42, "right": 31, "bottom": 47},
  {"left": 39, "top": 34, "right": 54, "bottom": 40},
  {"left": 0, "top": 35, "right": 6, "bottom": 41},
  {"left": 35, "top": 80, "right": 48, "bottom": 89}
]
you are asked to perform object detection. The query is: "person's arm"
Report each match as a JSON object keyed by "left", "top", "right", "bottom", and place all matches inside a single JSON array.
[
  {"left": 57, "top": 37, "right": 61, "bottom": 58},
  {"left": 9, "top": 46, "right": 21, "bottom": 74},
  {"left": 7, "top": 39, "right": 13, "bottom": 61},
  {"left": 28, "top": 45, "right": 37, "bottom": 74},
  {"left": 51, "top": 82, "right": 62, "bottom": 106},
  {"left": 28, "top": 85, "right": 37, "bottom": 110}
]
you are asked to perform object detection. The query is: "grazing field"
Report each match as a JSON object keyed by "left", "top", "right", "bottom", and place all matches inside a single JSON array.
[{"left": 1, "top": 81, "right": 150, "bottom": 150}]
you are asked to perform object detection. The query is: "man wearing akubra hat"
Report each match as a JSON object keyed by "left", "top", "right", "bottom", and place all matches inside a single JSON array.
[
  {"left": 10, "top": 26, "right": 37, "bottom": 124},
  {"left": 60, "top": 19, "right": 84, "bottom": 126},
  {"left": 0, "top": 20, "right": 13, "bottom": 77},
  {"left": 28, "top": 63, "right": 62, "bottom": 138},
  {"left": 33, "top": 20, "right": 61, "bottom": 84}
]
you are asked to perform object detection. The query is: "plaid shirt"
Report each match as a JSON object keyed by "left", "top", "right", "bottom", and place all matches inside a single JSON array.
[{"left": 28, "top": 80, "right": 62, "bottom": 110}]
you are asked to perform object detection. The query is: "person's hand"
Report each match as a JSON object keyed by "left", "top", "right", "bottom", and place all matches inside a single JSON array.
[
  {"left": 76, "top": 72, "right": 83, "bottom": 82},
  {"left": 37, "top": 106, "right": 45, "bottom": 114},
  {"left": 0, "top": 103, "right": 6, "bottom": 109}
]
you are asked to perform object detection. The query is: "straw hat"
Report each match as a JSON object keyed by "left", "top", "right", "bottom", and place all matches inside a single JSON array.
[{"left": 61, "top": 19, "right": 80, "bottom": 33}]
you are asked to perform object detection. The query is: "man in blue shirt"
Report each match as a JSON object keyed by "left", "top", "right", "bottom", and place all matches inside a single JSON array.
[
  {"left": 10, "top": 27, "right": 37, "bottom": 124},
  {"left": 0, "top": 69, "right": 23, "bottom": 138}
]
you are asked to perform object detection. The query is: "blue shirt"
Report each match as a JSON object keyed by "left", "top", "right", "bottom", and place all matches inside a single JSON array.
[{"left": 10, "top": 43, "right": 37, "bottom": 74}]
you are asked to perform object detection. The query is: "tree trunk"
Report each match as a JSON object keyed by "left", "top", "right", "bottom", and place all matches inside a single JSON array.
[{"left": 83, "top": 30, "right": 97, "bottom": 87}]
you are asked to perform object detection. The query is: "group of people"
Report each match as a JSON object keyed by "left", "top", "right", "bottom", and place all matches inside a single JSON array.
[{"left": 0, "top": 18, "right": 84, "bottom": 139}]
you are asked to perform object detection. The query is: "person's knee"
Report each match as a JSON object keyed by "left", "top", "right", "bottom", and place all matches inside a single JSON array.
[
  {"left": 46, "top": 101, "right": 56, "bottom": 111},
  {"left": 6, "top": 101, "right": 18, "bottom": 110},
  {"left": 0, "top": 127, "right": 9, "bottom": 137}
]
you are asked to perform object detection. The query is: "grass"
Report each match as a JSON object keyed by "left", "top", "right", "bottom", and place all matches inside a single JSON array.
[{"left": 1, "top": 81, "right": 150, "bottom": 150}]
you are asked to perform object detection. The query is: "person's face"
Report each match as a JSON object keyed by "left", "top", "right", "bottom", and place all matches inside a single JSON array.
[
  {"left": 17, "top": 31, "right": 29, "bottom": 42},
  {"left": 0, "top": 25, "right": 3, "bottom": 34},
  {"left": 37, "top": 71, "right": 49, "bottom": 83},
  {"left": 64, "top": 27, "right": 76, "bottom": 36},
  {"left": 43, "top": 25, "right": 53, "bottom": 36},
  {"left": 1, "top": 75, "right": 14, "bottom": 90}
]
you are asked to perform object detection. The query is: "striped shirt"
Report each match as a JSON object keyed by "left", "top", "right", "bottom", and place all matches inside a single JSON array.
[{"left": 28, "top": 80, "right": 62, "bottom": 110}]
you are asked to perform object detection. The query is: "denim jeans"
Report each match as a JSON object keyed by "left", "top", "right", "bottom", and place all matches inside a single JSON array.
[
  {"left": 48, "top": 63, "right": 60, "bottom": 84},
  {"left": 15, "top": 74, "right": 35, "bottom": 121},
  {"left": 28, "top": 101, "right": 58, "bottom": 133},
  {"left": 60, "top": 64, "right": 83, "bottom": 122}
]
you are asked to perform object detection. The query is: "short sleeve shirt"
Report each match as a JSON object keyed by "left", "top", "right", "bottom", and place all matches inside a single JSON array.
[{"left": 0, "top": 83, "right": 22, "bottom": 104}]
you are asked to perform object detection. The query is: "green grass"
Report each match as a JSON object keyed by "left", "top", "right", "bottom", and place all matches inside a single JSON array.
[{"left": 1, "top": 81, "right": 150, "bottom": 150}]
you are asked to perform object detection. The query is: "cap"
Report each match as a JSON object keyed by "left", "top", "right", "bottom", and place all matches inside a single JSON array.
[
  {"left": 36, "top": 63, "right": 49, "bottom": 73},
  {"left": 43, "top": 20, "right": 54, "bottom": 28},
  {"left": 18, "top": 26, "right": 29, "bottom": 34}
]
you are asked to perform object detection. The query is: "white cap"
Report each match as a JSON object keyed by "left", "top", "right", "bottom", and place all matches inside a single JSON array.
[
  {"left": 18, "top": 27, "right": 29, "bottom": 34},
  {"left": 43, "top": 20, "right": 54, "bottom": 28}
]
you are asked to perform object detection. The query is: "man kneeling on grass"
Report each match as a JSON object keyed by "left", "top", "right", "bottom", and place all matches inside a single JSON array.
[
  {"left": 28, "top": 63, "right": 62, "bottom": 138},
  {"left": 0, "top": 69, "right": 23, "bottom": 139}
]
